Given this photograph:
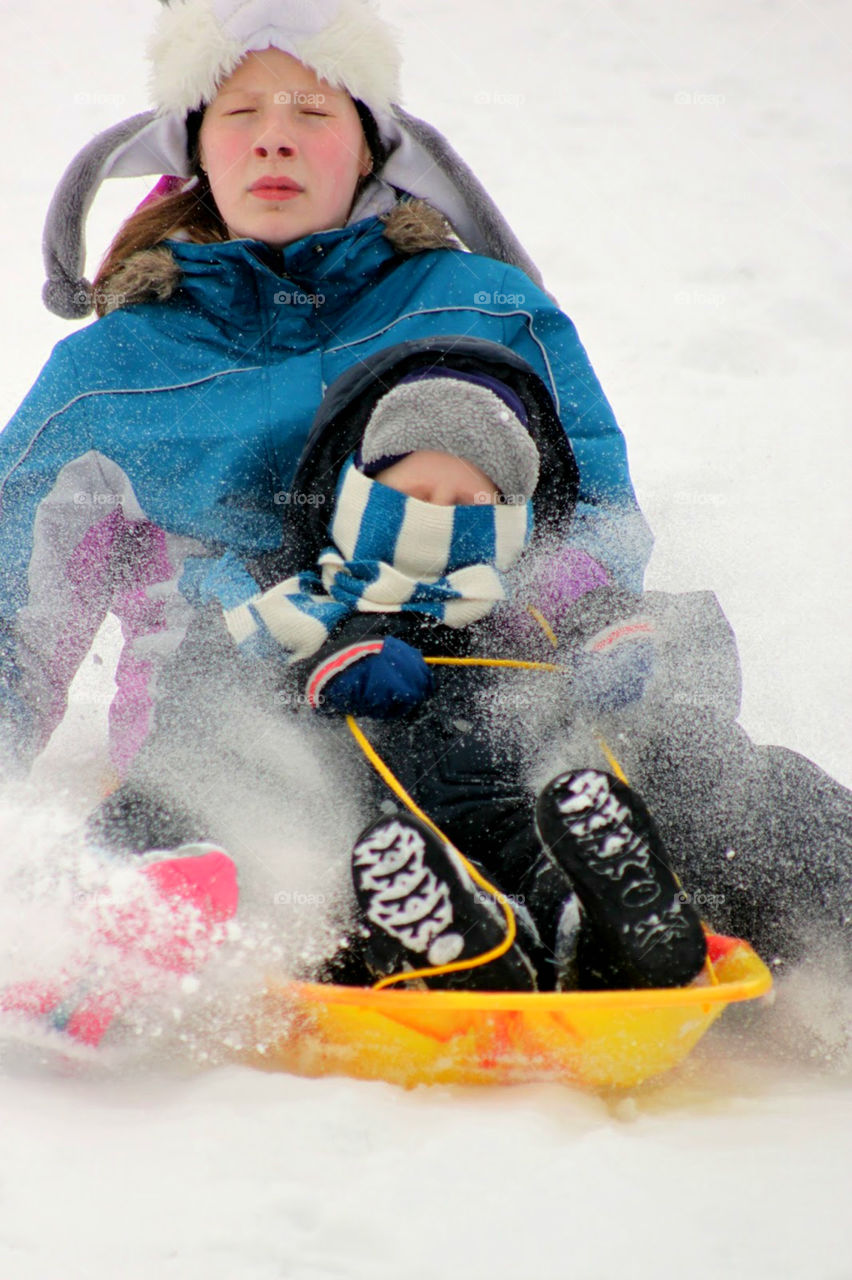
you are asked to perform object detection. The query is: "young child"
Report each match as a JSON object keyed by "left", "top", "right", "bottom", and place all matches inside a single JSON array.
[{"left": 219, "top": 366, "right": 709, "bottom": 993}]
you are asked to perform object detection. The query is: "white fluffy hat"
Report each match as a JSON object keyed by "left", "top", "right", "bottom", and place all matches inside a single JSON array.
[{"left": 149, "top": 0, "right": 402, "bottom": 117}]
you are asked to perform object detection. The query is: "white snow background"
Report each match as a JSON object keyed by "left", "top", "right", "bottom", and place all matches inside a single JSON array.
[{"left": 1, "top": 1, "right": 851, "bottom": 1278}]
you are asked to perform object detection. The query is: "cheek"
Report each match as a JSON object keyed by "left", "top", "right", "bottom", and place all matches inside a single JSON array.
[
  {"left": 211, "top": 136, "right": 250, "bottom": 174},
  {"left": 201, "top": 128, "right": 250, "bottom": 178},
  {"left": 306, "top": 130, "right": 364, "bottom": 185}
]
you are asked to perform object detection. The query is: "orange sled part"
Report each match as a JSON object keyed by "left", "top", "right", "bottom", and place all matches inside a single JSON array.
[{"left": 244, "top": 933, "right": 772, "bottom": 1089}]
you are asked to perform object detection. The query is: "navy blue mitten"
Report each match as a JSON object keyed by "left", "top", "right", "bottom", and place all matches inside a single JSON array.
[
  {"left": 307, "top": 636, "right": 434, "bottom": 718},
  {"left": 570, "top": 617, "right": 656, "bottom": 714}
]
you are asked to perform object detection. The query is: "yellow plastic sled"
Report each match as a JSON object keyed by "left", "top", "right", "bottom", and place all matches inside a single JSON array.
[{"left": 245, "top": 934, "right": 771, "bottom": 1089}]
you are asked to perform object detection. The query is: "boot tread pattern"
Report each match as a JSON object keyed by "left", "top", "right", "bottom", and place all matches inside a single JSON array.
[{"left": 353, "top": 820, "right": 458, "bottom": 955}]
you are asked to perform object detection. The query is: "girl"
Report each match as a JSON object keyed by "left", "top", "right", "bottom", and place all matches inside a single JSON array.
[
  {"left": 0, "top": 0, "right": 649, "bottom": 785},
  {"left": 0, "top": 0, "right": 650, "bottom": 1041}
]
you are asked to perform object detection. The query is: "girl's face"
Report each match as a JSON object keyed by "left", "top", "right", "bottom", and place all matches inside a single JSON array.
[{"left": 199, "top": 48, "right": 372, "bottom": 246}]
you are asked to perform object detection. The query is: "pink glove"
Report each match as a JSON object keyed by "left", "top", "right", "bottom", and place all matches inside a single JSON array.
[{"left": 504, "top": 548, "right": 612, "bottom": 646}]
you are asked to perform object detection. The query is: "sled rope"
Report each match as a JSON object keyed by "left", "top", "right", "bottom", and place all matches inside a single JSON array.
[
  {"left": 525, "top": 605, "right": 559, "bottom": 647},
  {"left": 513, "top": 612, "right": 717, "bottom": 987},
  {"left": 477, "top": 616, "right": 716, "bottom": 983},
  {"left": 345, "top": 715, "right": 519, "bottom": 990},
  {"left": 347, "top": 644, "right": 717, "bottom": 989},
  {"left": 595, "top": 735, "right": 630, "bottom": 786},
  {"left": 429, "top": 646, "right": 718, "bottom": 987},
  {"left": 585, "top": 732, "right": 716, "bottom": 984},
  {"left": 424, "top": 657, "right": 630, "bottom": 789}
]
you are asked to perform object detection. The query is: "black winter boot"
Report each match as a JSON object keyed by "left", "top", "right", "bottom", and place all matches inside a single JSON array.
[
  {"left": 350, "top": 812, "right": 537, "bottom": 991},
  {"left": 535, "top": 770, "right": 707, "bottom": 989},
  {"left": 86, "top": 783, "right": 207, "bottom": 856}
]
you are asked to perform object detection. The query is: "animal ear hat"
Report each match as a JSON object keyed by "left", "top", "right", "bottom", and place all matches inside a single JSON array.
[{"left": 43, "top": 0, "right": 548, "bottom": 320}]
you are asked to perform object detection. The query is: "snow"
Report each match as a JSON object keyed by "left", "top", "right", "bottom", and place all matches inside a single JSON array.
[
  {"left": 1, "top": 1, "right": 851, "bottom": 1277},
  {"left": 1, "top": 1061, "right": 849, "bottom": 1280}
]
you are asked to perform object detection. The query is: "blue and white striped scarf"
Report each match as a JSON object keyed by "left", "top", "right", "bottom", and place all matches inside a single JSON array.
[{"left": 224, "top": 458, "right": 533, "bottom": 662}]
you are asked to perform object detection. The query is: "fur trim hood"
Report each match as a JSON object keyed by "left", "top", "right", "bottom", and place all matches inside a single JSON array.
[{"left": 96, "top": 199, "right": 461, "bottom": 315}]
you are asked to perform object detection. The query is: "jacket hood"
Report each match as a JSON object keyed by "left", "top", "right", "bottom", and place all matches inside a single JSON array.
[
  {"left": 43, "top": 102, "right": 548, "bottom": 321},
  {"left": 250, "top": 336, "right": 581, "bottom": 588},
  {"left": 98, "top": 198, "right": 460, "bottom": 314}
]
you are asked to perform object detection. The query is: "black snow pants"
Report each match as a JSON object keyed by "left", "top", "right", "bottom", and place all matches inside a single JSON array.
[{"left": 361, "top": 663, "right": 852, "bottom": 977}]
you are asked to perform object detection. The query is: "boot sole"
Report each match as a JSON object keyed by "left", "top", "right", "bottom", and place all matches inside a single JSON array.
[
  {"left": 535, "top": 770, "right": 707, "bottom": 988},
  {"left": 351, "top": 813, "right": 535, "bottom": 990}
]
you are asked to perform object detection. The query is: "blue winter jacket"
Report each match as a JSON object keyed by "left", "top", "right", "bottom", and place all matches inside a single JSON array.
[{"left": 0, "top": 211, "right": 651, "bottom": 773}]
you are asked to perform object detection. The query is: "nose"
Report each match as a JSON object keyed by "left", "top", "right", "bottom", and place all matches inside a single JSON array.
[
  {"left": 252, "top": 114, "right": 297, "bottom": 159},
  {"left": 406, "top": 480, "right": 464, "bottom": 506},
  {"left": 253, "top": 137, "right": 296, "bottom": 159}
]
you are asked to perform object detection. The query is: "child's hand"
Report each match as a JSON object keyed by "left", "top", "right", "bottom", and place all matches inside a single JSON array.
[
  {"left": 307, "top": 636, "right": 434, "bottom": 718},
  {"left": 570, "top": 617, "right": 657, "bottom": 714}
]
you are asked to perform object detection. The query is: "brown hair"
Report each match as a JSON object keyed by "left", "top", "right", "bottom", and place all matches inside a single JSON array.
[
  {"left": 92, "top": 109, "right": 230, "bottom": 317},
  {"left": 91, "top": 178, "right": 230, "bottom": 316}
]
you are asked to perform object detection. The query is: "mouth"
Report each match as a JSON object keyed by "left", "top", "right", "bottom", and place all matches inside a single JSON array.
[{"left": 249, "top": 177, "right": 304, "bottom": 201}]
